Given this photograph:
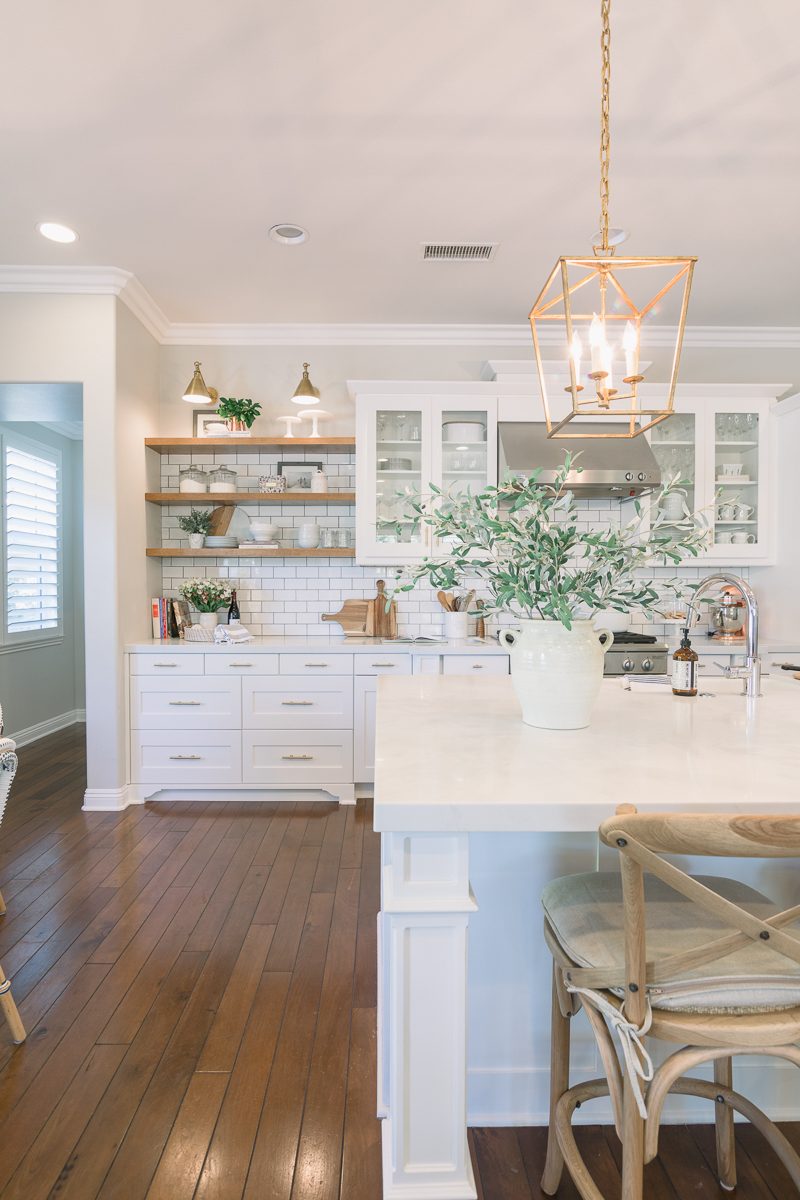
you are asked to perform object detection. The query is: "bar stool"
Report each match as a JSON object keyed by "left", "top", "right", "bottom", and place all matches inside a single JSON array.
[
  {"left": 540, "top": 807, "right": 800, "bottom": 1200},
  {"left": 0, "top": 704, "right": 26, "bottom": 1044}
]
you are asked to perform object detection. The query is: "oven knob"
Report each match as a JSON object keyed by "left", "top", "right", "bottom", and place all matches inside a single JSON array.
[
  {"left": 622, "top": 658, "right": 635, "bottom": 673},
  {"left": 625, "top": 472, "right": 634, "bottom": 482},
  {"left": 641, "top": 658, "right": 654, "bottom": 672},
  {"left": 637, "top": 472, "right": 646, "bottom": 482}
]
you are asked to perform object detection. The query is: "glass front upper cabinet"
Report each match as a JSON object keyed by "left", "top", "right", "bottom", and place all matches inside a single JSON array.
[
  {"left": 374, "top": 407, "right": 425, "bottom": 551},
  {"left": 649, "top": 412, "right": 697, "bottom": 525},
  {"left": 712, "top": 411, "right": 760, "bottom": 551}
]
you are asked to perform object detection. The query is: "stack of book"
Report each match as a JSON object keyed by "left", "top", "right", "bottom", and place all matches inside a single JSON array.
[{"left": 150, "top": 598, "right": 191, "bottom": 639}]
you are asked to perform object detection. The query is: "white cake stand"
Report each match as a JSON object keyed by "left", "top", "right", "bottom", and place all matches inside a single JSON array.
[
  {"left": 298, "top": 409, "right": 332, "bottom": 438},
  {"left": 277, "top": 414, "right": 303, "bottom": 438}
]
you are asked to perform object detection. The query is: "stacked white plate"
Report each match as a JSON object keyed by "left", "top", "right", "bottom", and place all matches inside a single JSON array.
[
  {"left": 205, "top": 535, "right": 238, "bottom": 548},
  {"left": 239, "top": 540, "right": 279, "bottom": 548}
]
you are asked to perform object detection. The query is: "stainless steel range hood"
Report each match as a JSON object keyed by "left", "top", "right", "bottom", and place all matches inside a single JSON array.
[{"left": 498, "top": 422, "right": 661, "bottom": 499}]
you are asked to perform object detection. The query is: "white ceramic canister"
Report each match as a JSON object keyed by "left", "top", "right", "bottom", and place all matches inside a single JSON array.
[
  {"left": 297, "top": 522, "right": 321, "bottom": 549},
  {"left": 498, "top": 618, "right": 613, "bottom": 730},
  {"left": 310, "top": 468, "right": 328, "bottom": 494},
  {"left": 443, "top": 611, "right": 468, "bottom": 639}
]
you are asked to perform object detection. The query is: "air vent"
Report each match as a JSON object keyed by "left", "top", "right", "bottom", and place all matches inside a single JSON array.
[{"left": 422, "top": 242, "right": 497, "bottom": 262}]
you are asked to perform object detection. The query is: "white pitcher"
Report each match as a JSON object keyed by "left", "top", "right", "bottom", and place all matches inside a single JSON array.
[{"left": 498, "top": 619, "right": 613, "bottom": 730}]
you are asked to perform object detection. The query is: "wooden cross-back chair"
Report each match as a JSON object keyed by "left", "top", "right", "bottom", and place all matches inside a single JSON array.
[
  {"left": 0, "top": 704, "right": 26, "bottom": 1044},
  {"left": 541, "top": 807, "right": 800, "bottom": 1200}
]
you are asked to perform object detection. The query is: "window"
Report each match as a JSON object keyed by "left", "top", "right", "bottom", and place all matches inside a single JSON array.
[{"left": 1, "top": 432, "right": 62, "bottom": 646}]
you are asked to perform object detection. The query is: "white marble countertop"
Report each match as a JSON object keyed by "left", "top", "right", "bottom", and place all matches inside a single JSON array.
[
  {"left": 373, "top": 673, "right": 800, "bottom": 833},
  {"left": 125, "top": 634, "right": 509, "bottom": 656},
  {"left": 664, "top": 637, "right": 800, "bottom": 658}
]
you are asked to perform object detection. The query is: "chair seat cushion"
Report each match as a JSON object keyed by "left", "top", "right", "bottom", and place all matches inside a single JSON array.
[{"left": 542, "top": 872, "right": 800, "bottom": 1013}]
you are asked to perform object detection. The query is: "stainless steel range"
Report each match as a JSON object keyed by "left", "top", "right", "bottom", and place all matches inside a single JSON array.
[{"left": 603, "top": 634, "right": 668, "bottom": 677}]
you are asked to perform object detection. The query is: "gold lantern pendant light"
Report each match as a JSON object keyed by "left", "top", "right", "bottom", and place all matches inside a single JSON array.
[{"left": 530, "top": 0, "right": 696, "bottom": 439}]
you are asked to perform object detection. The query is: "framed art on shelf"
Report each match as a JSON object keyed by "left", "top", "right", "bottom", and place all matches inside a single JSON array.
[
  {"left": 277, "top": 461, "right": 323, "bottom": 491},
  {"left": 193, "top": 409, "right": 226, "bottom": 437}
]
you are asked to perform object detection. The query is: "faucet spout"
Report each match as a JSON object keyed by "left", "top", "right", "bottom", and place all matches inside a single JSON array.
[{"left": 687, "top": 573, "right": 760, "bottom": 698}]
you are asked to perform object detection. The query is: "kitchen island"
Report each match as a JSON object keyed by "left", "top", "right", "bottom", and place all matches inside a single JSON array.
[{"left": 374, "top": 673, "right": 800, "bottom": 1199}]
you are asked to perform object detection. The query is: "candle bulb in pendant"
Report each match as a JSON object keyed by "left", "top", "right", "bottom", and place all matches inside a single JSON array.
[
  {"left": 589, "top": 313, "right": 607, "bottom": 374},
  {"left": 623, "top": 320, "right": 640, "bottom": 380},
  {"left": 570, "top": 331, "right": 582, "bottom": 384}
]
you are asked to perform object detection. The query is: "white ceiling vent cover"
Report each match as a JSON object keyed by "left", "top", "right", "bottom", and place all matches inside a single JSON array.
[{"left": 422, "top": 242, "right": 497, "bottom": 262}]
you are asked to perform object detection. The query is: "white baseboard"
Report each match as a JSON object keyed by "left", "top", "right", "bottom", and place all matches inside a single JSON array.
[
  {"left": 82, "top": 785, "right": 132, "bottom": 812},
  {"left": 10, "top": 708, "right": 85, "bottom": 748}
]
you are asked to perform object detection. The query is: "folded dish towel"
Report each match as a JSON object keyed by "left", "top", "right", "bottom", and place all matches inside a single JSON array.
[{"left": 213, "top": 625, "right": 253, "bottom": 644}]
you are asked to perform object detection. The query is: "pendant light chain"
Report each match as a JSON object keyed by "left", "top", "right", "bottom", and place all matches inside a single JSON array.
[{"left": 598, "top": 0, "right": 612, "bottom": 256}]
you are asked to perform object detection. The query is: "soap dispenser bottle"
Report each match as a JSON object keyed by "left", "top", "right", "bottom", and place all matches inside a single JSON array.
[{"left": 672, "top": 627, "right": 698, "bottom": 697}]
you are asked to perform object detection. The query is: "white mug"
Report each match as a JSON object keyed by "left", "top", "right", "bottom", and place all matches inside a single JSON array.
[
  {"left": 716, "top": 531, "right": 734, "bottom": 544},
  {"left": 717, "top": 504, "right": 735, "bottom": 521},
  {"left": 297, "top": 522, "right": 321, "bottom": 549},
  {"left": 731, "top": 531, "right": 756, "bottom": 544},
  {"left": 733, "top": 503, "right": 754, "bottom": 520},
  {"left": 722, "top": 462, "right": 743, "bottom": 476}
]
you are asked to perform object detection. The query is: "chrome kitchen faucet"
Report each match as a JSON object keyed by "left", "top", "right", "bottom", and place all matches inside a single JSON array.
[{"left": 687, "top": 573, "right": 761, "bottom": 698}]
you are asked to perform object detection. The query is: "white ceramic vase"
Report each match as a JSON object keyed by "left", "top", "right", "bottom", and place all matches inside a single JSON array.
[
  {"left": 188, "top": 533, "right": 205, "bottom": 549},
  {"left": 298, "top": 522, "right": 321, "bottom": 549},
  {"left": 498, "top": 619, "right": 613, "bottom": 730},
  {"left": 197, "top": 612, "right": 219, "bottom": 631}
]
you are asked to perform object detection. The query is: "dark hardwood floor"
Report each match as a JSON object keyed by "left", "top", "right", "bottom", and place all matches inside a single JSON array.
[{"left": 0, "top": 726, "right": 796, "bottom": 1199}]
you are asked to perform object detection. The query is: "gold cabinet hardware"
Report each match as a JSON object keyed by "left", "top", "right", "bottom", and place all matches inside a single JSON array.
[
  {"left": 472, "top": 665, "right": 484, "bottom": 669},
  {"left": 169, "top": 754, "right": 202, "bottom": 760},
  {"left": 304, "top": 662, "right": 329, "bottom": 667},
  {"left": 229, "top": 662, "right": 253, "bottom": 667},
  {"left": 372, "top": 662, "right": 396, "bottom": 667},
  {"left": 281, "top": 754, "right": 313, "bottom": 760},
  {"left": 168, "top": 700, "right": 203, "bottom": 705},
  {"left": 281, "top": 700, "right": 314, "bottom": 706},
  {"left": 154, "top": 662, "right": 178, "bottom": 667}
]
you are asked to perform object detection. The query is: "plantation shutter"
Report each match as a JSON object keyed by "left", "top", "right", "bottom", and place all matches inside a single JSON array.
[{"left": 4, "top": 439, "right": 61, "bottom": 637}]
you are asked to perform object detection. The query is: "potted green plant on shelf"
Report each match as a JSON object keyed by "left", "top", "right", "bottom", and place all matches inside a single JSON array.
[
  {"left": 179, "top": 578, "right": 233, "bottom": 631},
  {"left": 177, "top": 508, "right": 212, "bottom": 550},
  {"left": 392, "top": 456, "right": 709, "bottom": 730},
  {"left": 217, "top": 397, "right": 262, "bottom": 433}
]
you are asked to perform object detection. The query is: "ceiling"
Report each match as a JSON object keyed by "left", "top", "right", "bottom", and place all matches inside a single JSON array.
[{"left": 1, "top": 1, "right": 798, "bottom": 326}]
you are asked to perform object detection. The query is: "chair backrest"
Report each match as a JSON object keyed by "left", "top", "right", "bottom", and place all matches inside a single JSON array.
[
  {"left": 0, "top": 750, "right": 17, "bottom": 830},
  {"left": 594, "top": 808, "right": 800, "bottom": 1024}
]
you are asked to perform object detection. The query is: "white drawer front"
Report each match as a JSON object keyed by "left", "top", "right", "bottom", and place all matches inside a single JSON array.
[
  {"left": 131, "top": 731, "right": 242, "bottom": 784},
  {"left": 354, "top": 654, "right": 412, "bottom": 677},
  {"left": 204, "top": 654, "right": 278, "bottom": 676},
  {"left": 442, "top": 655, "right": 509, "bottom": 676},
  {"left": 242, "top": 677, "right": 353, "bottom": 730},
  {"left": 243, "top": 731, "right": 352, "bottom": 784},
  {"left": 130, "top": 676, "right": 241, "bottom": 729},
  {"left": 279, "top": 653, "right": 354, "bottom": 676},
  {"left": 130, "top": 653, "right": 204, "bottom": 676}
]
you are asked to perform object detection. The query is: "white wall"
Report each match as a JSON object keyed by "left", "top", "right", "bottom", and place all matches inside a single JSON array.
[
  {"left": 0, "top": 422, "right": 84, "bottom": 739},
  {"left": 0, "top": 294, "right": 119, "bottom": 793}
]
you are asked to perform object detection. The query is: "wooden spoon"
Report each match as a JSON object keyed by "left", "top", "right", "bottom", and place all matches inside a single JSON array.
[{"left": 437, "top": 590, "right": 452, "bottom": 612}]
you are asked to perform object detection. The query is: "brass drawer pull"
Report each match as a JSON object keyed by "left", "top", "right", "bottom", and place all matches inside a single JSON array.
[
  {"left": 154, "top": 662, "right": 178, "bottom": 667},
  {"left": 168, "top": 700, "right": 203, "bottom": 705},
  {"left": 371, "top": 662, "right": 396, "bottom": 667},
  {"left": 229, "top": 662, "right": 253, "bottom": 667},
  {"left": 281, "top": 700, "right": 314, "bottom": 706},
  {"left": 169, "top": 754, "right": 202, "bottom": 760},
  {"left": 304, "top": 662, "right": 329, "bottom": 667},
  {"left": 282, "top": 753, "right": 314, "bottom": 760}
]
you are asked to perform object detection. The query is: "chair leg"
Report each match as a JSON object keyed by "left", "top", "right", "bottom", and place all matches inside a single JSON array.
[
  {"left": 542, "top": 963, "right": 571, "bottom": 1195},
  {"left": 713, "top": 1058, "right": 737, "bottom": 1192},
  {"left": 0, "top": 888, "right": 6, "bottom": 916},
  {"left": 0, "top": 964, "right": 25, "bottom": 1044},
  {"left": 621, "top": 1076, "right": 644, "bottom": 1200}
]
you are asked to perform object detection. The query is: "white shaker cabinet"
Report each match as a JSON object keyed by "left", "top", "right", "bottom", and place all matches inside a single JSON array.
[{"left": 354, "top": 392, "right": 497, "bottom": 565}]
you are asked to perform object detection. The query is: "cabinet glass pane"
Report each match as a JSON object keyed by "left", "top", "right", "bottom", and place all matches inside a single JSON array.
[
  {"left": 440, "top": 409, "right": 490, "bottom": 500},
  {"left": 714, "top": 412, "right": 759, "bottom": 547},
  {"left": 650, "top": 413, "right": 696, "bottom": 521},
  {"left": 375, "top": 409, "right": 423, "bottom": 544}
]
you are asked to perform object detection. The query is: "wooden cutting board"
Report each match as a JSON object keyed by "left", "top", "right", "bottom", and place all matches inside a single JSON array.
[
  {"left": 373, "top": 580, "right": 397, "bottom": 639},
  {"left": 321, "top": 599, "right": 375, "bottom": 635}
]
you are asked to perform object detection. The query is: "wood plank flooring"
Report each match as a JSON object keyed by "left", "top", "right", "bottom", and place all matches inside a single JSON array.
[{"left": 0, "top": 725, "right": 796, "bottom": 1199}]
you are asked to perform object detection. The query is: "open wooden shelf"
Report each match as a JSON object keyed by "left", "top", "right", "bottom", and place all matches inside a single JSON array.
[
  {"left": 146, "top": 547, "right": 356, "bottom": 558},
  {"left": 145, "top": 492, "right": 355, "bottom": 506},
  {"left": 145, "top": 436, "right": 355, "bottom": 453}
]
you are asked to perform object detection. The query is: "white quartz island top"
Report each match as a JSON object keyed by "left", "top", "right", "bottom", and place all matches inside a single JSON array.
[{"left": 373, "top": 673, "right": 800, "bottom": 833}]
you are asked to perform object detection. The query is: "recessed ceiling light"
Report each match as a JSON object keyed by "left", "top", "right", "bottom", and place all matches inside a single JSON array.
[
  {"left": 269, "top": 223, "right": 308, "bottom": 245},
  {"left": 37, "top": 221, "right": 78, "bottom": 244}
]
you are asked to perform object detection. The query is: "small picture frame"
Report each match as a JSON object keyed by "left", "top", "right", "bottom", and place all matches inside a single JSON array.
[
  {"left": 193, "top": 408, "right": 226, "bottom": 437},
  {"left": 277, "top": 461, "right": 323, "bottom": 491}
]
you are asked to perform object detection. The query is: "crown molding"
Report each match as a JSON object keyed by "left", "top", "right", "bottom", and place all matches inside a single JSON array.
[{"left": 0, "top": 267, "right": 798, "bottom": 351}]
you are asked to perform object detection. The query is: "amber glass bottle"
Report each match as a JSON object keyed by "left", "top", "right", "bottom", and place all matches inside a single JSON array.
[{"left": 672, "top": 628, "right": 698, "bottom": 696}]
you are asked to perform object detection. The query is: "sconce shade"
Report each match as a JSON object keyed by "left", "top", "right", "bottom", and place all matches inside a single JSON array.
[
  {"left": 291, "top": 362, "right": 321, "bottom": 406},
  {"left": 182, "top": 361, "right": 216, "bottom": 404}
]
